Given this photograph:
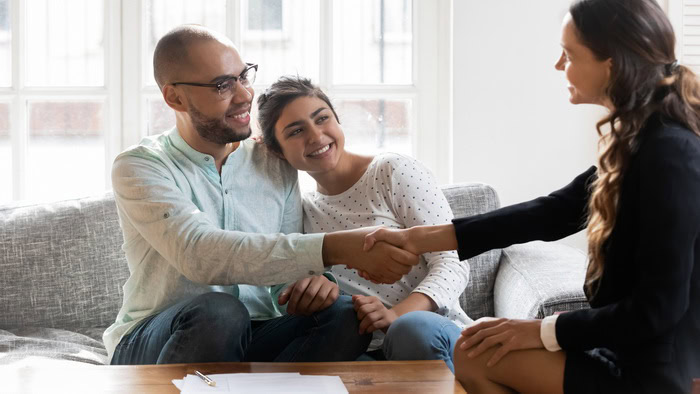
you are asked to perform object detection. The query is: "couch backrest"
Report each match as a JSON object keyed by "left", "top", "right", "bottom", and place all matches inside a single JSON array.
[
  {"left": 0, "top": 193, "right": 129, "bottom": 330},
  {"left": 0, "top": 183, "right": 502, "bottom": 330},
  {"left": 441, "top": 183, "right": 502, "bottom": 320}
]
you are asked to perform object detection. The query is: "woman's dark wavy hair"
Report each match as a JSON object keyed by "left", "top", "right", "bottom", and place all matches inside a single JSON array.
[
  {"left": 257, "top": 76, "right": 340, "bottom": 155},
  {"left": 572, "top": 0, "right": 700, "bottom": 296}
]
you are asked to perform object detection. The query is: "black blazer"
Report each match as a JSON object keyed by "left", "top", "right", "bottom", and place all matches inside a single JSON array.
[{"left": 452, "top": 114, "right": 700, "bottom": 393}]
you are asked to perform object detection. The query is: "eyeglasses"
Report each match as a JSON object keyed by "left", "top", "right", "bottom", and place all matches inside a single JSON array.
[{"left": 171, "top": 63, "right": 258, "bottom": 100}]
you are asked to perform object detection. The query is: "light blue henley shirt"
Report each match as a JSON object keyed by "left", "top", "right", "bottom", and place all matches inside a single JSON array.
[{"left": 103, "top": 128, "right": 325, "bottom": 361}]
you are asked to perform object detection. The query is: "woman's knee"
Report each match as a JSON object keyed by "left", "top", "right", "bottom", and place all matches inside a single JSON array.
[
  {"left": 453, "top": 335, "right": 483, "bottom": 383},
  {"left": 384, "top": 311, "right": 456, "bottom": 360}
]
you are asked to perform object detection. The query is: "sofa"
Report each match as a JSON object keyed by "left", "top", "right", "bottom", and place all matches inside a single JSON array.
[{"left": 0, "top": 183, "right": 589, "bottom": 366}]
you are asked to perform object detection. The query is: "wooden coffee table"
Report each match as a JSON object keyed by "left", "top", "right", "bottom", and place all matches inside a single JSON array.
[{"left": 2, "top": 360, "right": 465, "bottom": 393}]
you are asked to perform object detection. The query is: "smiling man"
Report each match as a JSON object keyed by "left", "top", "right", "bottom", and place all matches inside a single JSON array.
[{"left": 105, "top": 25, "right": 419, "bottom": 365}]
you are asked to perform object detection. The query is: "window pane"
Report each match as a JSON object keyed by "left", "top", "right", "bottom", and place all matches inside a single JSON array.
[
  {"left": 25, "top": 0, "right": 104, "bottom": 87},
  {"left": 248, "top": 0, "right": 283, "bottom": 30},
  {"left": 26, "top": 101, "right": 105, "bottom": 201},
  {"left": 144, "top": 0, "right": 227, "bottom": 87},
  {"left": 0, "top": 0, "right": 10, "bottom": 87},
  {"left": 147, "top": 97, "right": 175, "bottom": 135},
  {"left": 0, "top": 103, "right": 10, "bottom": 201},
  {"left": 333, "top": 0, "right": 412, "bottom": 85},
  {"left": 335, "top": 99, "right": 412, "bottom": 156},
  {"left": 242, "top": 0, "right": 320, "bottom": 84}
]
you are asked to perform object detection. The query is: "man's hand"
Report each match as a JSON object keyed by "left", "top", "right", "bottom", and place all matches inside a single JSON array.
[
  {"left": 363, "top": 227, "right": 419, "bottom": 254},
  {"left": 457, "top": 317, "right": 544, "bottom": 367},
  {"left": 278, "top": 275, "right": 339, "bottom": 316},
  {"left": 323, "top": 227, "right": 420, "bottom": 284},
  {"left": 352, "top": 295, "right": 398, "bottom": 334}
]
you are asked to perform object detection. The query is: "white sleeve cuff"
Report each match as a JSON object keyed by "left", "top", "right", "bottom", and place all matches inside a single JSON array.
[{"left": 540, "top": 315, "right": 562, "bottom": 352}]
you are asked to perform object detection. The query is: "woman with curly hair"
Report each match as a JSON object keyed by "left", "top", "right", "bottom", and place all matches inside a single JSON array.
[{"left": 364, "top": 0, "right": 700, "bottom": 392}]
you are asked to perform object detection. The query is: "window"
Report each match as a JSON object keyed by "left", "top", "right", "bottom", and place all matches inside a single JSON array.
[
  {"left": 0, "top": 0, "right": 120, "bottom": 202},
  {"left": 2, "top": 0, "right": 449, "bottom": 202},
  {"left": 668, "top": 0, "right": 700, "bottom": 75}
]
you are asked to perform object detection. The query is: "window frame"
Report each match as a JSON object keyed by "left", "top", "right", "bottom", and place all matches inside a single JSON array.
[
  {"left": 2, "top": 0, "right": 452, "bottom": 202},
  {"left": 0, "top": 0, "right": 121, "bottom": 201},
  {"left": 121, "top": 0, "right": 453, "bottom": 184}
]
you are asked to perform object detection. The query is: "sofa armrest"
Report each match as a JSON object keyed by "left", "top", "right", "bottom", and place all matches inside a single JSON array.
[{"left": 493, "top": 241, "right": 589, "bottom": 319}]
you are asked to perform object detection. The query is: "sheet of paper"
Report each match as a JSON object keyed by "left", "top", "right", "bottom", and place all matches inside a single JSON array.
[{"left": 175, "top": 372, "right": 347, "bottom": 394}]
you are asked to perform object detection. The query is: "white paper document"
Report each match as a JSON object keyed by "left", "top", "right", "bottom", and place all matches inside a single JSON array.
[{"left": 172, "top": 372, "right": 348, "bottom": 394}]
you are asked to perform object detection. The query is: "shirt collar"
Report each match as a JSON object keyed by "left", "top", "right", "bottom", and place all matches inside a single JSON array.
[
  {"left": 166, "top": 127, "right": 250, "bottom": 170},
  {"left": 166, "top": 127, "right": 218, "bottom": 168}
]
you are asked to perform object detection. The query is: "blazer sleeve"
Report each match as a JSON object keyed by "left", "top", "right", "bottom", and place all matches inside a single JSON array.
[
  {"left": 452, "top": 166, "right": 597, "bottom": 261},
  {"left": 556, "top": 135, "right": 700, "bottom": 351}
]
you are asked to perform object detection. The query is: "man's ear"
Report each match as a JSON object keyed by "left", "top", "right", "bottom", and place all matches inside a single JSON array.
[{"left": 162, "top": 85, "right": 187, "bottom": 112}]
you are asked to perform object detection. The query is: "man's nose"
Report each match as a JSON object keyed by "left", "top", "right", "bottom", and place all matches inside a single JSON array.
[{"left": 231, "top": 81, "right": 253, "bottom": 104}]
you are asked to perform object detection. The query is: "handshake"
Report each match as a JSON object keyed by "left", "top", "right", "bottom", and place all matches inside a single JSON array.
[{"left": 322, "top": 224, "right": 457, "bottom": 284}]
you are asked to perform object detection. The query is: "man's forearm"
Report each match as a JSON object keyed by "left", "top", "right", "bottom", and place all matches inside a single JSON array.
[{"left": 321, "top": 231, "right": 348, "bottom": 267}]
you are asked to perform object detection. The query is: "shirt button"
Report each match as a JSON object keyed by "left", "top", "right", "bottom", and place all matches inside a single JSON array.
[
  {"left": 204, "top": 157, "right": 210, "bottom": 161},
  {"left": 308, "top": 270, "right": 315, "bottom": 275},
  {"left": 224, "top": 189, "right": 229, "bottom": 194}
]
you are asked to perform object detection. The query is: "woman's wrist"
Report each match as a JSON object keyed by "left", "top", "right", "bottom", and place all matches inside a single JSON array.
[{"left": 411, "top": 224, "right": 458, "bottom": 254}]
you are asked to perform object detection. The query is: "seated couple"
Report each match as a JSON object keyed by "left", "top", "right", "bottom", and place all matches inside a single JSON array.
[{"left": 105, "top": 25, "right": 469, "bottom": 371}]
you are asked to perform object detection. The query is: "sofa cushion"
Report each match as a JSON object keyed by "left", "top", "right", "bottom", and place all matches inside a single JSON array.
[
  {"left": 441, "top": 183, "right": 501, "bottom": 320},
  {"left": 0, "top": 327, "right": 106, "bottom": 365},
  {"left": 0, "top": 193, "right": 128, "bottom": 331},
  {"left": 494, "top": 241, "right": 589, "bottom": 319}
]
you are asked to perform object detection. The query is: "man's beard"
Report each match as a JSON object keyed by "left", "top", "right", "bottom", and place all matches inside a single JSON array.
[{"left": 188, "top": 102, "right": 252, "bottom": 145}]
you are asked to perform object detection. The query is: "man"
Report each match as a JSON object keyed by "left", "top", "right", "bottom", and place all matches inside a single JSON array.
[{"left": 105, "top": 25, "right": 418, "bottom": 365}]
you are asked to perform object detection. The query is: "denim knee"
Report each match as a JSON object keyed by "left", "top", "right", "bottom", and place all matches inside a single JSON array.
[
  {"left": 175, "top": 292, "right": 251, "bottom": 342},
  {"left": 383, "top": 310, "right": 460, "bottom": 372},
  {"left": 314, "top": 295, "right": 360, "bottom": 331},
  {"left": 312, "top": 295, "right": 371, "bottom": 356}
]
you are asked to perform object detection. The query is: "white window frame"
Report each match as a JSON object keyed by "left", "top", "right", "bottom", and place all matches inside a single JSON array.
[
  {"left": 1, "top": 0, "right": 121, "bottom": 201},
  {"left": 241, "top": 0, "right": 292, "bottom": 42},
  {"left": 121, "top": 0, "right": 453, "bottom": 185}
]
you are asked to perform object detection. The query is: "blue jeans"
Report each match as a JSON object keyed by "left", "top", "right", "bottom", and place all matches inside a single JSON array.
[
  {"left": 382, "top": 311, "right": 462, "bottom": 373},
  {"left": 111, "top": 292, "right": 370, "bottom": 364}
]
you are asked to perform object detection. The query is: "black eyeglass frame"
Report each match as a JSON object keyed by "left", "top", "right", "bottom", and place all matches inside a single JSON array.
[{"left": 171, "top": 63, "right": 258, "bottom": 97}]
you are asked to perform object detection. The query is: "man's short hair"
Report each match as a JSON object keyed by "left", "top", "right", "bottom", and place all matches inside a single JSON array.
[{"left": 153, "top": 25, "right": 224, "bottom": 90}]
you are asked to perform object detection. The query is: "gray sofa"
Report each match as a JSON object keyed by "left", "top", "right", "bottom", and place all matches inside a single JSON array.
[{"left": 0, "top": 183, "right": 588, "bottom": 365}]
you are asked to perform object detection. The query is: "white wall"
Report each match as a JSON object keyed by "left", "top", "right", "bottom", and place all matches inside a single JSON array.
[{"left": 451, "top": 1, "right": 606, "bottom": 250}]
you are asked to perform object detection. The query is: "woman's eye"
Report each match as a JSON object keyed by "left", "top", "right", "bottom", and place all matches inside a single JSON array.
[
  {"left": 316, "top": 115, "right": 329, "bottom": 124},
  {"left": 289, "top": 128, "right": 302, "bottom": 136}
]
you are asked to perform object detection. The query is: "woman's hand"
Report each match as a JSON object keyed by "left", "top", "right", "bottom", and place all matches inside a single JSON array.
[
  {"left": 278, "top": 275, "right": 339, "bottom": 316},
  {"left": 324, "top": 227, "right": 420, "bottom": 284},
  {"left": 352, "top": 295, "right": 398, "bottom": 334},
  {"left": 363, "top": 227, "right": 419, "bottom": 255},
  {"left": 458, "top": 317, "right": 544, "bottom": 367}
]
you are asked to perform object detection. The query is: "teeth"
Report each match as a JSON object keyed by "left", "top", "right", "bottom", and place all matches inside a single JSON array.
[
  {"left": 309, "top": 144, "right": 331, "bottom": 156},
  {"left": 230, "top": 111, "right": 249, "bottom": 119}
]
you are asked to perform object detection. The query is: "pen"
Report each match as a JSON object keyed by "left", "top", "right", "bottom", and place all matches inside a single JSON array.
[{"left": 195, "top": 370, "right": 216, "bottom": 387}]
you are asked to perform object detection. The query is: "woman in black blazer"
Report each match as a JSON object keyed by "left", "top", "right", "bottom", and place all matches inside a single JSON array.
[{"left": 363, "top": 0, "right": 700, "bottom": 392}]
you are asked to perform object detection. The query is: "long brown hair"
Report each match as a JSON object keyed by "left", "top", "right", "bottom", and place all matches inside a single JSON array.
[{"left": 569, "top": 0, "right": 700, "bottom": 296}]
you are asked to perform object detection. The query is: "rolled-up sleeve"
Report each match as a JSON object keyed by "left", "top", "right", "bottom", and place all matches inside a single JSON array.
[{"left": 112, "top": 153, "right": 325, "bottom": 287}]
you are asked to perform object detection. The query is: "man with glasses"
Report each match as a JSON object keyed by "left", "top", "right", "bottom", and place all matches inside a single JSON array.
[{"left": 105, "top": 25, "right": 419, "bottom": 365}]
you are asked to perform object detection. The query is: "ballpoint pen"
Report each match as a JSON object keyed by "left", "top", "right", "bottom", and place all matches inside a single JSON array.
[{"left": 195, "top": 370, "right": 216, "bottom": 387}]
